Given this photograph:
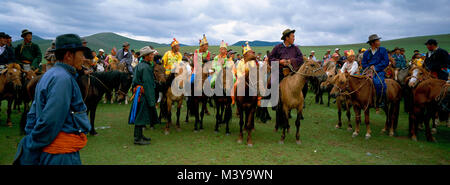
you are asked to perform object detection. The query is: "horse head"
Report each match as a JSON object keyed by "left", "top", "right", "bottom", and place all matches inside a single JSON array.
[
  {"left": 407, "top": 66, "right": 430, "bottom": 88},
  {"left": 22, "top": 69, "right": 39, "bottom": 81},
  {"left": 3, "top": 63, "right": 23, "bottom": 90},
  {"left": 298, "top": 59, "right": 326, "bottom": 80},
  {"left": 116, "top": 72, "right": 132, "bottom": 102},
  {"left": 330, "top": 71, "right": 349, "bottom": 98},
  {"left": 153, "top": 63, "right": 167, "bottom": 84}
]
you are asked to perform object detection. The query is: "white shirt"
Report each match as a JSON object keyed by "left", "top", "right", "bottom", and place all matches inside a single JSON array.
[
  {"left": 370, "top": 47, "right": 378, "bottom": 55},
  {"left": 0, "top": 45, "right": 5, "bottom": 56},
  {"left": 308, "top": 56, "right": 317, "bottom": 61},
  {"left": 340, "top": 60, "right": 359, "bottom": 75}
]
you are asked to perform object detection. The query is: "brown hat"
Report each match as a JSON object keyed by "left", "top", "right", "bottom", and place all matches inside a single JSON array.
[
  {"left": 367, "top": 34, "right": 381, "bottom": 44},
  {"left": 21, "top": 29, "right": 32, "bottom": 38},
  {"left": 281, "top": 29, "right": 295, "bottom": 40}
]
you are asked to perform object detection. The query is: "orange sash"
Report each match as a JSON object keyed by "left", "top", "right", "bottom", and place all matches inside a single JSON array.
[{"left": 42, "top": 132, "right": 88, "bottom": 154}]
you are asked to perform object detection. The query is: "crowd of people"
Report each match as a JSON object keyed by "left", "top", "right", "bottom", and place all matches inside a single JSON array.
[{"left": 2, "top": 28, "right": 449, "bottom": 165}]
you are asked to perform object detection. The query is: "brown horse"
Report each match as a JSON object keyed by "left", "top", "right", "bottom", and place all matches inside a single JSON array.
[
  {"left": 0, "top": 63, "right": 23, "bottom": 127},
  {"left": 331, "top": 70, "right": 401, "bottom": 139},
  {"left": 318, "top": 62, "right": 337, "bottom": 106},
  {"left": 328, "top": 73, "right": 352, "bottom": 131},
  {"left": 164, "top": 64, "right": 188, "bottom": 134},
  {"left": 213, "top": 66, "right": 234, "bottom": 135},
  {"left": 406, "top": 66, "right": 447, "bottom": 141},
  {"left": 277, "top": 60, "right": 326, "bottom": 144},
  {"left": 18, "top": 69, "right": 38, "bottom": 134},
  {"left": 186, "top": 62, "right": 210, "bottom": 132}
]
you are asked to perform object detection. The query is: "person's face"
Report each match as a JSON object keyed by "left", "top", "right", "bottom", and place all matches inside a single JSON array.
[
  {"left": 286, "top": 33, "right": 295, "bottom": 45},
  {"left": 311, "top": 52, "right": 315, "bottom": 56},
  {"left": 327, "top": 51, "right": 330, "bottom": 54},
  {"left": 372, "top": 40, "right": 381, "bottom": 48},
  {"left": 333, "top": 56, "right": 339, "bottom": 61},
  {"left": 219, "top": 47, "right": 227, "bottom": 56},
  {"left": 24, "top": 34, "right": 32, "bottom": 42},
  {"left": 7, "top": 38, "right": 11, "bottom": 44},
  {"left": 230, "top": 53, "right": 235, "bottom": 59},
  {"left": 99, "top": 51, "right": 104, "bottom": 55},
  {"left": 92, "top": 51, "right": 97, "bottom": 57},
  {"left": 0, "top": 37, "right": 5, "bottom": 45},
  {"left": 144, "top": 53, "right": 155, "bottom": 62},
  {"left": 244, "top": 50, "right": 256, "bottom": 61},
  {"left": 173, "top": 44, "right": 180, "bottom": 52},
  {"left": 400, "top": 50, "right": 405, "bottom": 55},
  {"left": 124, "top": 45, "right": 130, "bottom": 51},
  {"left": 82, "top": 42, "right": 87, "bottom": 47},
  {"left": 51, "top": 44, "right": 55, "bottom": 49},
  {"left": 66, "top": 50, "right": 86, "bottom": 70},
  {"left": 395, "top": 50, "right": 400, "bottom": 55},
  {"left": 426, "top": 44, "right": 436, "bottom": 51},
  {"left": 348, "top": 55, "right": 355, "bottom": 62}
]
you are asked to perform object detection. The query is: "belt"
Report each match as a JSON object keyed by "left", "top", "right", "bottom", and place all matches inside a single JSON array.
[{"left": 42, "top": 132, "right": 88, "bottom": 154}]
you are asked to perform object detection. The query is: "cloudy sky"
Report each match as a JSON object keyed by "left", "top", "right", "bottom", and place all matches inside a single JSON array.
[{"left": 1, "top": 0, "right": 449, "bottom": 46}]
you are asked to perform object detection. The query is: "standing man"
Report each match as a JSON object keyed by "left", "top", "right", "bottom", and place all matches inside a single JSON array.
[
  {"left": 0, "top": 32, "right": 15, "bottom": 66},
  {"left": 362, "top": 34, "right": 389, "bottom": 110},
  {"left": 128, "top": 46, "right": 158, "bottom": 145},
  {"left": 424, "top": 39, "right": 449, "bottom": 80},
  {"left": 13, "top": 34, "right": 92, "bottom": 165},
  {"left": 15, "top": 29, "right": 42, "bottom": 71},
  {"left": 116, "top": 42, "right": 133, "bottom": 73}
]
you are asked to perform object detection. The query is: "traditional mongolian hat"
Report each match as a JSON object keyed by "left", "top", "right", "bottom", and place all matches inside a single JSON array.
[
  {"left": 220, "top": 40, "right": 228, "bottom": 49},
  {"left": 171, "top": 38, "right": 179, "bottom": 47},
  {"left": 242, "top": 41, "right": 252, "bottom": 55},
  {"left": 199, "top": 34, "right": 208, "bottom": 46}
]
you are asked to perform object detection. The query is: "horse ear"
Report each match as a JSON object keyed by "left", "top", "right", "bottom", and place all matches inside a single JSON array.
[{"left": 1, "top": 69, "right": 7, "bottom": 74}]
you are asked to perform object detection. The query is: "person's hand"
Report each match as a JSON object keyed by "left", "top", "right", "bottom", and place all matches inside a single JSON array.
[
  {"left": 370, "top": 65, "right": 375, "bottom": 70},
  {"left": 280, "top": 59, "right": 288, "bottom": 66}
]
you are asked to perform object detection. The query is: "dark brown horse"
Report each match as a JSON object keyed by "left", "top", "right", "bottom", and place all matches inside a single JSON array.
[
  {"left": 328, "top": 73, "right": 352, "bottom": 131},
  {"left": 18, "top": 69, "right": 38, "bottom": 134},
  {"left": 213, "top": 66, "right": 234, "bottom": 135},
  {"left": 186, "top": 62, "right": 210, "bottom": 132},
  {"left": 0, "top": 63, "right": 23, "bottom": 127},
  {"left": 277, "top": 60, "right": 326, "bottom": 144}
]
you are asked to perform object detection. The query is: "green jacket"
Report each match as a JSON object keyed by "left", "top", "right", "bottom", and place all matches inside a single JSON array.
[
  {"left": 129, "top": 60, "right": 157, "bottom": 126},
  {"left": 15, "top": 42, "right": 42, "bottom": 69}
]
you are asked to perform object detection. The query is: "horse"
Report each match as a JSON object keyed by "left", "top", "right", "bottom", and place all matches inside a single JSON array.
[
  {"left": 318, "top": 62, "right": 337, "bottom": 107},
  {"left": 186, "top": 61, "right": 210, "bottom": 132},
  {"left": 277, "top": 60, "right": 326, "bottom": 144},
  {"left": 104, "top": 62, "right": 129, "bottom": 104},
  {"left": 18, "top": 69, "right": 39, "bottom": 134},
  {"left": 78, "top": 71, "right": 132, "bottom": 135},
  {"left": 327, "top": 73, "right": 352, "bottom": 131},
  {"left": 331, "top": 70, "right": 402, "bottom": 139},
  {"left": 163, "top": 63, "right": 189, "bottom": 135},
  {"left": 213, "top": 66, "right": 234, "bottom": 135},
  {"left": 0, "top": 63, "right": 23, "bottom": 127},
  {"left": 406, "top": 66, "right": 448, "bottom": 141},
  {"left": 153, "top": 62, "right": 168, "bottom": 127}
]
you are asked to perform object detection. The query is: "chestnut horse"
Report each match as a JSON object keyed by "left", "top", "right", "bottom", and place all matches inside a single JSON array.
[
  {"left": 331, "top": 70, "right": 401, "bottom": 139},
  {"left": 213, "top": 66, "right": 234, "bottom": 135},
  {"left": 406, "top": 66, "right": 448, "bottom": 141},
  {"left": 327, "top": 73, "right": 352, "bottom": 131},
  {"left": 164, "top": 64, "right": 189, "bottom": 134},
  {"left": 277, "top": 60, "right": 326, "bottom": 144},
  {"left": 0, "top": 63, "right": 23, "bottom": 127}
]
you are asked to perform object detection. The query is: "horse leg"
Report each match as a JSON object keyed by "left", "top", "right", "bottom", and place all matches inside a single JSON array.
[
  {"left": 431, "top": 112, "right": 438, "bottom": 134},
  {"left": 247, "top": 107, "right": 256, "bottom": 147},
  {"left": 346, "top": 101, "right": 352, "bottom": 131},
  {"left": 224, "top": 103, "right": 231, "bottom": 135},
  {"left": 364, "top": 108, "right": 371, "bottom": 139},
  {"left": 199, "top": 100, "right": 206, "bottom": 130},
  {"left": 193, "top": 101, "right": 199, "bottom": 132},
  {"left": 185, "top": 98, "right": 190, "bottom": 123},
  {"left": 336, "top": 98, "right": 342, "bottom": 129},
  {"left": 390, "top": 101, "right": 400, "bottom": 136},
  {"left": 382, "top": 102, "right": 390, "bottom": 134},
  {"left": 89, "top": 106, "right": 98, "bottom": 136},
  {"left": 6, "top": 98, "right": 13, "bottom": 127},
  {"left": 295, "top": 110, "right": 302, "bottom": 145},
  {"left": 165, "top": 99, "right": 172, "bottom": 135},
  {"left": 280, "top": 107, "right": 289, "bottom": 144},
  {"left": 214, "top": 100, "right": 220, "bottom": 133},
  {"left": 352, "top": 106, "right": 361, "bottom": 137},
  {"left": 238, "top": 107, "right": 244, "bottom": 143},
  {"left": 424, "top": 104, "right": 436, "bottom": 142},
  {"left": 176, "top": 101, "right": 181, "bottom": 132}
]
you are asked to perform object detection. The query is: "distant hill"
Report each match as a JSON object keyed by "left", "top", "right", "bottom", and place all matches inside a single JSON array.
[{"left": 232, "top": 40, "right": 282, "bottom": 47}]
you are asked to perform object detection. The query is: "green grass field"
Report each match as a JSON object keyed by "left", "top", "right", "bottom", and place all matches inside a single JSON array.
[{"left": 1, "top": 91, "right": 449, "bottom": 165}]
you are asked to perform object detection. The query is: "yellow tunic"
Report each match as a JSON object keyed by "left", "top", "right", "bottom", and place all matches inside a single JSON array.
[{"left": 162, "top": 50, "right": 182, "bottom": 75}]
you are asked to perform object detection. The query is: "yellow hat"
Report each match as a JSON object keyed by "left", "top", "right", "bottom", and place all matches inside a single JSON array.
[
  {"left": 347, "top": 49, "right": 355, "bottom": 56},
  {"left": 220, "top": 40, "right": 228, "bottom": 49},
  {"left": 242, "top": 41, "right": 252, "bottom": 55},
  {"left": 171, "top": 38, "right": 179, "bottom": 47},
  {"left": 199, "top": 34, "right": 208, "bottom": 46},
  {"left": 361, "top": 48, "right": 367, "bottom": 52}
]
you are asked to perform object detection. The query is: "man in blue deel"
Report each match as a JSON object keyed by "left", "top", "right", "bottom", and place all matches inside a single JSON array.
[
  {"left": 362, "top": 34, "right": 389, "bottom": 110},
  {"left": 13, "top": 34, "right": 92, "bottom": 165}
]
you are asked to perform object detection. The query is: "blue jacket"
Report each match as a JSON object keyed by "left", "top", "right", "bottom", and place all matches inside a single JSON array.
[
  {"left": 362, "top": 47, "right": 389, "bottom": 73},
  {"left": 14, "top": 62, "right": 91, "bottom": 165},
  {"left": 392, "top": 54, "right": 406, "bottom": 69}
]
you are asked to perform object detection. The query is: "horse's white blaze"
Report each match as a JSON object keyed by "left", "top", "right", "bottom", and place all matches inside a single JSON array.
[{"left": 409, "top": 69, "right": 419, "bottom": 86}]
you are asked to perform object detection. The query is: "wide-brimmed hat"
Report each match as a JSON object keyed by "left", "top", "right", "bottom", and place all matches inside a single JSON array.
[
  {"left": 139, "top": 46, "right": 156, "bottom": 57},
  {"left": 367, "top": 34, "right": 382, "bottom": 43},
  {"left": 123, "top": 42, "right": 130, "bottom": 47},
  {"left": 281, "top": 29, "right": 295, "bottom": 40},
  {"left": 51, "top": 34, "right": 91, "bottom": 53},
  {"left": 99, "top": 49, "right": 104, "bottom": 52},
  {"left": 21, "top": 29, "right": 32, "bottom": 38},
  {"left": 0, "top": 32, "right": 6, "bottom": 38}
]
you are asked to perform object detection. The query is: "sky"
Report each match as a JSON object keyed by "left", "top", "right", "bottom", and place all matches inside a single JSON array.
[{"left": 1, "top": 0, "right": 449, "bottom": 46}]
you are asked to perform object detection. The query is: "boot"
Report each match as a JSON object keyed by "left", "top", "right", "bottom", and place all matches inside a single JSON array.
[{"left": 134, "top": 126, "right": 150, "bottom": 145}]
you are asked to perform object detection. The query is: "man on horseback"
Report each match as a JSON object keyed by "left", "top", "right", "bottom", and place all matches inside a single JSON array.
[
  {"left": 361, "top": 34, "right": 389, "bottom": 110},
  {"left": 14, "top": 34, "right": 92, "bottom": 165},
  {"left": 162, "top": 38, "right": 183, "bottom": 79},
  {"left": 14, "top": 29, "right": 42, "bottom": 71},
  {"left": 116, "top": 42, "right": 133, "bottom": 73},
  {"left": 190, "top": 34, "right": 212, "bottom": 115},
  {"left": 0, "top": 32, "right": 15, "bottom": 68},
  {"left": 211, "top": 40, "right": 235, "bottom": 90}
]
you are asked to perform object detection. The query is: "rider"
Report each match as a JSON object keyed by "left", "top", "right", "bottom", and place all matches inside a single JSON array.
[
  {"left": 361, "top": 34, "right": 389, "bottom": 110},
  {"left": 15, "top": 29, "right": 42, "bottom": 71},
  {"left": 162, "top": 38, "right": 183, "bottom": 78},
  {"left": 211, "top": 40, "right": 235, "bottom": 89},
  {"left": 340, "top": 49, "right": 359, "bottom": 75}
]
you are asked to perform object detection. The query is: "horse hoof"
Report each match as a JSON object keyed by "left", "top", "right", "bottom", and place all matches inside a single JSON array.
[
  {"left": 194, "top": 130, "right": 198, "bottom": 133},
  {"left": 226, "top": 133, "right": 230, "bottom": 136},
  {"left": 389, "top": 132, "right": 395, "bottom": 137},
  {"left": 365, "top": 134, "right": 371, "bottom": 140},
  {"left": 237, "top": 139, "right": 242, "bottom": 144},
  {"left": 411, "top": 136, "right": 418, "bottom": 142},
  {"left": 347, "top": 127, "right": 353, "bottom": 132},
  {"left": 381, "top": 129, "right": 386, "bottom": 134},
  {"left": 279, "top": 140, "right": 284, "bottom": 145},
  {"left": 296, "top": 140, "right": 302, "bottom": 145},
  {"left": 247, "top": 144, "right": 253, "bottom": 147},
  {"left": 431, "top": 128, "right": 437, "bottom": 135},
  {"left": 164, "top": 131, "right": 169, "bottom": 135},
  {"left": 352, "top": 132, "right": 359, "bottom": 138},
  {"left": 335, "top": 125, "right": 341, "bottom": 129}
]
